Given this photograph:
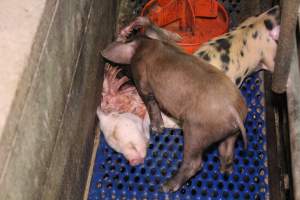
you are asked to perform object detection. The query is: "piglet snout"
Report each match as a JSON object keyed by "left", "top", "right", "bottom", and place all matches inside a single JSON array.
[
  {"left": 270, "top": 25, "right": 280, "bottom": 41},
  {"left": 129, "top": 158, "right": 144, "bottom": 166}
]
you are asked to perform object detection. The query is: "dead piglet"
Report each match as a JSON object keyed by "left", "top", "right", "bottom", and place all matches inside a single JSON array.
[
  {"left": 98, "top": 64, "right": 150, "bottom": 166},
  {"left": 97, "top": 110, "right": 149, "bottom": 166},
  {"left": 101, "top": 17, "right": 248, "bottom": 192},
  {"left": 194, "top": 6, "right": 280, "bottom": 87},
  {"left": 101, "top": 64, "right": 147, "bottom": 118}
]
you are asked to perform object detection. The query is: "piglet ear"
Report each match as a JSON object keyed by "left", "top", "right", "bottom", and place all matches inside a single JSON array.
[
  {"left": 101, "top": 41, "right": 137, "bottom": 64},
  {"left": 131, "top": 16, "right": 182, "bottom": 42}
]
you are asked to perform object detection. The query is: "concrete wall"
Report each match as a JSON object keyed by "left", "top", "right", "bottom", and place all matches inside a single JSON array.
[{"left": 0, "top": 0, "right": 119, "bottom": 199}]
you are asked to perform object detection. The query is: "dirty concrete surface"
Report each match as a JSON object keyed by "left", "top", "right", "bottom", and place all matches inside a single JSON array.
[
  {"left": 0, "top": 0, "right": 119, "bottom": 199},
  {"left": 0, "top": 0, "right": 46, "bottom": 140}
]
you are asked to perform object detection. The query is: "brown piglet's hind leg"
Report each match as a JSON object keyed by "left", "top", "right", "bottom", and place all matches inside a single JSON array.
[
  {"left": 218, "top": 134, "right": 238, "bottom": 174},
  {"left": 161, "top": 122, "right": 207, "bottom": 192}
]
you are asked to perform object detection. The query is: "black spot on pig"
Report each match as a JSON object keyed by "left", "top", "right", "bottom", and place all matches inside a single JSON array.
[
  {"left": 235, "top": 77, "right": 242, "bottom": 85},
  {"left": 203, "top": 54, "right": 211, "bottom": 61},
  {"left": 243, "top": 39, "right": 247, "bottom": 46},
  {"left": 216, "top": 38, "right": 231, "bottom": 50},
  {"left": 244, "top": 68, "right": 249, "bottom": 75},
  {"left": 252, "top": 31, "right": 258, "bottom": 39},
  {"left": 221, "top": 54, "right": 230, "bottom": 64},
  {"left": 240, "top": 25, "right": 247, "bottom": 29},
  {"left": 240, "top": 50, "right": 244, "bottom": 57},
  {"left": 264, "top": 19, "right": 274, "bottom": 30},
  {"left": 222, "top": 65, "right": 229, "bottom": 71},
  {"left": 248, "top": 24, "right": 254, "bottom": 28},
  {"left": 227, "top": 35, "right": 234, "bottom": 40},
  {"left": 209, "top": 42, "right": 216, "bottom": 46},
  {"left": 198, "top": 51, "right": 205, "bottom": 57}
]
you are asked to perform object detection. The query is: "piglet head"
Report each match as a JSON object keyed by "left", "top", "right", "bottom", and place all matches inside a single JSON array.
[
  {"left": 123, "top": 142, "right": 148, "bottom": 166},
  {"left": 245, "top": 5, "right": 280, "bottom": 72},
  {"left": 101, "top": 17, "right": 182, "bottom": 64},
  {"left": 264, "top": 6, "right": 281, "bottom": 42},
  {"left": 261, "top": 6, "right": 281, "bottom": 72},
  {"left": 255, "top": 5, "right": 280, "bottom": 43},
  {"left": 123, "top": 116, "right": 150, "bottom": 166}
]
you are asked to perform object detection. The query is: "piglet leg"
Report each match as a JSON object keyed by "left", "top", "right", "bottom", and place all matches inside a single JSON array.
[
  {"left": 218, "top": 134, "right": 238, "bottom": 174},
  {"left": 161, "top": 122, "right": 205, "bottom": 192},
  {"left": 140, "top": 93, "right": 164, "bottom": 133},
  {"left": 132, "top": 71, "right": 164, "bottom": 133}
]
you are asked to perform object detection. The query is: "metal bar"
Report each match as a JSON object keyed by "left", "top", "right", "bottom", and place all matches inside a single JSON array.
[
  {"left": 271, "top": 0, "right": 300, "bottom": 93},
  {"left": 277, "top": 92, "right": 294, "bottom": 200},
  {"left": 264, "top": 73, "right": 286, "bottom": 200},
  {"left": 287, "top": 34, "right": 300, "bottom": 200},
  {"left": 297, "top": 9, "right": 300, "bottom": 81}
]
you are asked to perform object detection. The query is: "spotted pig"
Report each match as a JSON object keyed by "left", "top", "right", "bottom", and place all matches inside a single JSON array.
[{"left": 194, "top": 6, "right": 280, "bottom": 87}]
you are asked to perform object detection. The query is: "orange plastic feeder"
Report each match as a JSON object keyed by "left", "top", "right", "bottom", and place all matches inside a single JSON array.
[{"left": 141, "top": 0, "right": 229, "bottom": 53}]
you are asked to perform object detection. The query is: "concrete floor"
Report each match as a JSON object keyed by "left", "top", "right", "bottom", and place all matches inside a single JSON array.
[{"left": 0, "top": 0, "right": 46, "bottom": 140}]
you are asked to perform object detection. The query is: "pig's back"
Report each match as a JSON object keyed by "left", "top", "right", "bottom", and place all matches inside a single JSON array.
[{"left": 138, "top": 39, "right": 246, "bottom": 122}]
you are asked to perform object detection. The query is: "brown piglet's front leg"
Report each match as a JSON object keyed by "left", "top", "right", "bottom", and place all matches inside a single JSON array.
[
  {"left": 132, "top": 69, "right": 164, "bottom": 133},
  {"left": 142, "top": 94, "right": 164, "bottom": 133}
]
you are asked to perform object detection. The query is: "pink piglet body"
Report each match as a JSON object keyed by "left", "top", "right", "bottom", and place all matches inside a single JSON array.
[{"left": 97, "top": 109, "right": 149, "bottom": 166}]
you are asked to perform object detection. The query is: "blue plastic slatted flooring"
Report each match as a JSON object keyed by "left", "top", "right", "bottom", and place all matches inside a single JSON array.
[{"left": 88, "top": 72, "right": 268, "bottom": 200}]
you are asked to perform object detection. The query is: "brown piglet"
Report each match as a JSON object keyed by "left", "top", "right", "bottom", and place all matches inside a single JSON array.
[{"left": 101, "top": 17, "right": 248, "bottom": 192}]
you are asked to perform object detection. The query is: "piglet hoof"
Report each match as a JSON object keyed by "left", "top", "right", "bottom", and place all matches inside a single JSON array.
[
  {"left": 220, "top": 163, "right": 233, "bottom": 174},
  {"left": 161, "top": 179, "right": 181, "bottom": 193}
]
